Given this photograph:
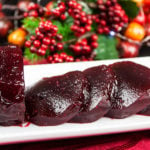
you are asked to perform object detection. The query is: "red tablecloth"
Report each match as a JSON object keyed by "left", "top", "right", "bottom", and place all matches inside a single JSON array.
[{"left": 1, "top": 130, "right": 150, "bottom": 150}]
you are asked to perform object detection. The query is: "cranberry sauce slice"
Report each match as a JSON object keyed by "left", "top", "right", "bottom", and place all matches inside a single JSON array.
[
  {"left": 25, "top": 71, "right": 90, "bottom": 126},
  {"left": 106, "top": 61, "right": 150, "bottom": 119},
  {"left": 70, "top": 65, "right": 113, "bottom": 123},
  {"left": 0, "top": 45, "right": 25, "bottom": 126}
]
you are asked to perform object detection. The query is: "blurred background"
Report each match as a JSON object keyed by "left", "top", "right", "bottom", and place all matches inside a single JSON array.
[{"left": 0, "top": 0, "right": 150, "bottom": 65}]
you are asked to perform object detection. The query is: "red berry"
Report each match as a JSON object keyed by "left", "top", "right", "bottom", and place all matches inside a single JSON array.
[
  {"left": 54, "top": 57, "right": 63, "bottom": 63},
  {"left": 66, "top": 56, "right": 74, "bottom": 62},
  {"left": 29, "top": 10, "right": 38, "bottom": 17},
  {"left": 43, "top": 37, "right": 51, "bottom": 45},
  {"left": 56, "top": 34, "right": 63, "bottom": 41},
  {"left": 85, "top": 25, "right": 91, "bottom": 31},
  {"left": 60, "top": 52, "right": 67, "bottom": 59},
  {"left": 91, "top": 42, "right": 98, "bottom": 49},
  {"left": 71, "top": 25, "right": 78, "bottom": 31},
  {"left": 91, "top": 34, "right": 98, "bottom": 41},
  {"left": 28, "top": 3, "right": 39, "bottom": 10},
  {"left": 30, "top": 46, "right": 37, "bottom": 53},
  {"left": 47, "top": 56, "right": 53, "bottom": 63},
  {"left": 24, "top": 12, "right": 28, "bottom": 17},
  {"left": 33, "top": 40, "right": 41, "bottom": 48},
  {"left": 56, "top": 43, "right": 63, "bottom": 50},
  {"left": 41, "top": 44, "right": 48, "bottom": 50},
  {"left": 79, "top": 27, "right": 85, "bottom": 34},
  {"left": 49, "top": 46, "right": 55, "bottom": 52},
  {"left": 36, "top": 32, "right": 44, "bottom": 40},
  {"left": 37, "top": 48, "right": 46, "bottom": 56},
  {"left": 83, "top": 45, "right": 91, "bottom": 54},
  {"left": 54, "top": 53, "right": 59, "bottom": 58},
  {"left": 25, "top": 41, "right": 31, "bottom": 48},
  {"left": 80, "top": 39, "right": 87, "bottom": 46},
  {"left": 51, "top": 25, "right": 58, "bottom": 33},
  {"left": 53, "top": 9, "right": 60, "bottom": 17},
  {"left": 73, "top": 45, "right": 81, "bottom": 54},
  {"left": 60, "top": 14, "right": 66, "bottom": 20},
  {"left": 30, "top": 35, "right": 36, "bottom": 41},
  {"left": 50, "top": 39, "right": 56, "bottom": 45}
]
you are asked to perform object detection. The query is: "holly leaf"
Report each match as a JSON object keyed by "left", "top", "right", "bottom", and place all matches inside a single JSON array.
[
  {"left": 22, "top": 17, "right": 41, "bottom": 35},
  {"left": 94, "top": 35, "right": 119, "bottom": 60},
  {"left": 52, "top": 17, "right": 75, "bottom": 42},
  {"left": 118, "top": 0, "right": 139, "bottom": 19}
]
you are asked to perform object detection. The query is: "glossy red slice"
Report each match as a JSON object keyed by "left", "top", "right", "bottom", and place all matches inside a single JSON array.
[
  {"left": 25, "top": 71, "right": 90, "bottom": 126},
  {"left": 0, "top": 45, "right": 25, "bottom": 126},
  {"left": 70, "top": 65, "right": 113, "bottom": 123},
  {"left": 106, "top": 61, "right": 150, "bottom": 119}
]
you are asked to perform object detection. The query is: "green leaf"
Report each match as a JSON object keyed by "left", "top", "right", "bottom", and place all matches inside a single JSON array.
[
  {"left": 63, "top": 44, "right": 74, "bottom": 56},
  {"left": 94, "top": 35, "right": 119, "bottom": 60},
  {"left": 85, "top": 0, "right": 97, "bottom": 2},
  {"left": 52, "top": 17, "right": 75, "bottom": 42},
  {"left": 118, "top": 0, "right": 139, "bottom": 19},
  {"left": 22, "top": 17, "right": 41, "bottom": 35}
]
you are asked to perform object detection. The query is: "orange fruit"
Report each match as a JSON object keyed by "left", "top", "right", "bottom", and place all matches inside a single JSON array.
[
  {"left": 125, "top": 22, "right": 145, "bottom": 41},
  {"left": 132, "top": 0, "right": 143, "bottom": 6},
  {"left": 8, "top": 28, "right": 27, "bottom": 47}
]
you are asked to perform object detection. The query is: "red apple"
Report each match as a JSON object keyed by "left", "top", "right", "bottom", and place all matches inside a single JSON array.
[
  {"left": 45, "top": 1, "right": 53, "bottom": 16},
  {"left": 0, "top": 19, "right": 13, "bottom": 38},
  {"left": 134, "top": 10, "right": 146, "bottom": 25},
  {"left": 118, "top": 41, "right": 140, "bottom": 58},
  {"left": 17, "top": 0, "right": 32, "bottom": 12}
]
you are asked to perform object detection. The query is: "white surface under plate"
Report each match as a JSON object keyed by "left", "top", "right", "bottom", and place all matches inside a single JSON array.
[{"left": 1, "top": 57, "right": 150, "bottom": 145}]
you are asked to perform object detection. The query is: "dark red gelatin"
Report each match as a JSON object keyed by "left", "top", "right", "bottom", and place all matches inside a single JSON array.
[
  {"left": 0, "top": 45, "right": 25, "bottom": 126},
  {"left": 70, "top": 65, "right": 114, "bottom": 123},
  {"left": 106, "top": 61, "right": 150, "bottom": 119},
  {"left": 139, "top": 107, "right": 150, "bottom": 116},
  {"left": 25, "top": 71, "right": 90, "bottom": 126}
]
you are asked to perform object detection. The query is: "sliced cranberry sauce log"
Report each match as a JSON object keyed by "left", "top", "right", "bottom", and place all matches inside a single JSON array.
[
  {"left": 0, "top": 45, "right": 25, "bottom": 126},
  {"left": 70, "top": 65, "right": 114, "bottom": 123},
  {"left": 106, "top": 61, "right": 150, "bottom": 119},
  {"left": 25, "top": 71, "right": 90, "bottom": 126}
]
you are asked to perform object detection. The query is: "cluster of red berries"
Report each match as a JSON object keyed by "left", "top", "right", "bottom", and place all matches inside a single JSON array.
[
  {"left": 25, "top": 20, "right": 63, "bottom": 56},
  {"left": 47, "top": 53, "right": 74, "bottom": 63},
  {"left": 94, "top": 0, "right": 128, "bottom": 34},
  {"left": 67, "top": 0, "right": 92, "bottom": 37},
  {"left": 69, "top": 34, "right": 98, "bottom": 56},
  {"left": 51, "top": 2, "right": 66, "bottom": 21},
  {"left": 23, "top": 3, "right": 45, "bottom": 18},
  {"left": 75, "top": 56, "right": 93, "bottom": 62}
]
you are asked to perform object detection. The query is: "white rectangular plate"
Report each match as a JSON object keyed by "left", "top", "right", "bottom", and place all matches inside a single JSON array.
[{"left": 1, "top": 57, "right": 150, "bottom": 145}]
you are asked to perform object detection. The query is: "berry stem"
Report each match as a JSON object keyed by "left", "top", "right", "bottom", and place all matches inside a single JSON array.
[
  {"left": 65, "top": 32, "right": 95, "bottom": 44},
  {"left": 116, "top": 33, "right": 141, "bottom": 45}
]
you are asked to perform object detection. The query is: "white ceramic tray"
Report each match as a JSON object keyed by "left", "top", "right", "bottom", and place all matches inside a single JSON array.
[{"left": 1, "top": 57, "right": 150, "bottom": 145}]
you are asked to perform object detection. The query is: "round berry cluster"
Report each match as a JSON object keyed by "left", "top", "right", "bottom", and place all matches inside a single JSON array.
[
  {"left": 67, "top": 0, "right": 92, "bottom": 37},
  {"left": 47, "top": 53, "right": 74, "bottom": 63},
  {"left": 23, "top": 3, "right": 45, "bottom": 18},
  {"left": 69, "top": 34, "right": 98, "bottom": 56},
  {"left": 51, "top": 2, "right": 66, "bottom": 21},
  {"left": 25, "top": 20, "right": 63, "bottom": 56},
  {"left": 94, "top": 0, "right": 128, "bottom": 34}
]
